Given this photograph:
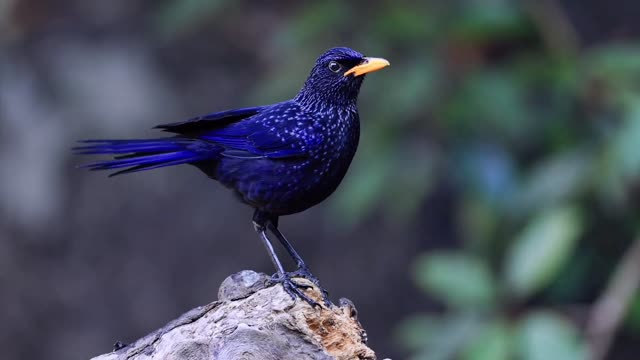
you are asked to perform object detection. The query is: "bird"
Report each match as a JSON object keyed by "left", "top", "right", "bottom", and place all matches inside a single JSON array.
[{"left": 74, "top": 47, "right": 389, "bottom": 306}]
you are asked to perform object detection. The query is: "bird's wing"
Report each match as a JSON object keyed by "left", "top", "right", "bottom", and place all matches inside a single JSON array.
[
  {"left": 155, "top": 106, "right": 266, "bottom": 135},
  {"left": 198, "top": 104, "right": 322, "bottom": 159}
]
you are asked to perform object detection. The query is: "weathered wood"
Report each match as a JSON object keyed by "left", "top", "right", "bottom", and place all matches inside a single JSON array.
[{"left": 91, "top": 270, "right": 377, "bottom": 360}]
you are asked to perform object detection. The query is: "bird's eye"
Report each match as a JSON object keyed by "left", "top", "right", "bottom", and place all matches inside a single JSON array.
[{"left": 328, "top": 61, "right": 342, "bottom": 73}]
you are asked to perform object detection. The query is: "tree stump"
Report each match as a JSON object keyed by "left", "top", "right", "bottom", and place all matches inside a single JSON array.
[{"left": 90, "top": 270, "right": 378, "bottom": 360}]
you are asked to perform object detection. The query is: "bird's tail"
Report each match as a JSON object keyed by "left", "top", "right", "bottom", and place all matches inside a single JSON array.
[{"left": 73, "top": 138, "right": 211, "bottom": 177}]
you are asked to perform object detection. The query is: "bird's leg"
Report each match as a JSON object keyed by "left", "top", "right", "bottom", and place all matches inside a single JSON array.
[
  {"left": 266, "top": 219, "right": 331, "bottom": 305},
  {"left": 265, "top": 220, "right": 308, "bottom": 270},
  {"left": 252, "top": 221, "right": 287, "bottom": 277},
  {"left": 253, "top": 211, "right": 319, "bottom": 307}
]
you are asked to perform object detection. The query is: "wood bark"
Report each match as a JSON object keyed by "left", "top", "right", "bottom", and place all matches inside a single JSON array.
[{"left": 91, "top": 270, "right": 378, "bottom": 360}]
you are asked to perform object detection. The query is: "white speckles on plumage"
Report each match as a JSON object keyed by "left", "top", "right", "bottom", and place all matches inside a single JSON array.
[
  {"left": 200, "top": 47, "right": 367, "bottom": 215},
  {"left": 79, "top": 47, "right": 382, "bottom": 237}
]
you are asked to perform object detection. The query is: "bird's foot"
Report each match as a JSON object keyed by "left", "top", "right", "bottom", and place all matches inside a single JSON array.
[
  {"left": 269, "top": 272, "right": 321, "bottom": 308},
  {"left": 289, "top": 266, "right": 332, "bottom": 306}
]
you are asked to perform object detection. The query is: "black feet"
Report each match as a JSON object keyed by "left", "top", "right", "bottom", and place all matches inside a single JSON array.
[
  {"left": 253, "top": 211, "right": 332, "bottom": 307},
  {"left": 290, "top": 266, "right": 332, "bottom": 306},
  {"left": 269, "top": 267, "right": 332, "bottom": 307},
  {"left": 269, "top": 272, "right": 321, "bottom": 307}
]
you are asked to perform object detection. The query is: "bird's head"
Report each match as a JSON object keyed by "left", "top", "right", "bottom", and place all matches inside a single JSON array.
[{"left": 296, "top": 47, "right": 390, "bottom": 108}]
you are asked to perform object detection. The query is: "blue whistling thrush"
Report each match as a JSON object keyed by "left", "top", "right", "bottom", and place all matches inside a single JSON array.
[{"left": 75, "top": 47, "right": 389, "bottom": 306}]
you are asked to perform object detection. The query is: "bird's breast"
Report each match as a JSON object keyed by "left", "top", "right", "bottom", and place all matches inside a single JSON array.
[
  {"left": 280, "top": 111, "right": 360, "bottom": 208},
  {"left": 217, "top": 109, "right": 361, "bottom": 215}
]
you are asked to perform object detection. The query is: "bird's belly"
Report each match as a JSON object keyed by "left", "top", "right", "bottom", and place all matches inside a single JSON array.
[{"left": 216, "top": 156, "right": 353, "bottom": 215}]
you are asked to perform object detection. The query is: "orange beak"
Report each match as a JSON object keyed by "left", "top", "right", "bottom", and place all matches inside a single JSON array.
[{"left": 344, "top": 57, "right": 390, "bottom": 77}]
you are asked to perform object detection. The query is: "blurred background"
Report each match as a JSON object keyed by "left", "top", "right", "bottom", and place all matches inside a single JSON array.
[{"left": 1, "top": 0, "right": 640, "bottom": 359}]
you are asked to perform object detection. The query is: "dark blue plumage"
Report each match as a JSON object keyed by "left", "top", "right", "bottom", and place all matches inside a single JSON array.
[{"left": 75, "top": 47, "right": 389, "bottom": 306}]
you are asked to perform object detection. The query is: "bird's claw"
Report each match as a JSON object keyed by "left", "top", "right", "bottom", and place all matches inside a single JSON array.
[
  {"left": 289, "top": 266, "right": 332, "bottom": 307},
  {"left": 269, "top": 272, "right": 320, "bottom": 308}
]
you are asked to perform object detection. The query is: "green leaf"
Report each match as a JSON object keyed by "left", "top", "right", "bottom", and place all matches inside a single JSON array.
[
  {"left": 414, "top": 251, "right": 496, "bottom": 308},
  {"left": 513, "top": 150, "right": 592, "bottom": 215},
  {"left": 504, "top": 206, "right": 583, "bottom": 298},
  {"left": 517, "top": 311, "right": 589, "bottom": 360},
  {"left": 462, "top": 320, "right": 513, "bottom": 360}
]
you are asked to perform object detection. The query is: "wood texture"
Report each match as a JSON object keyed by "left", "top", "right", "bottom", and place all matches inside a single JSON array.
[{"left": 91, "top": 270, "right": 377, "bottom": 360}]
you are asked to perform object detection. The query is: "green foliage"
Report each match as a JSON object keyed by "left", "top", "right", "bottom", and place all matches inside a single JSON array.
[
  {"left": 512, "top": 150, "right": 591, "bottom": 214},
  {"left": 461, "top": 320, "right": 513, "bottom": 360},
  {"left": 516, "top": 312, "right": 590, "bottom": 360},
  {"left": 414, "top": 252, "right": 495, "bottom": 309},
  {"left": 504, "top": 206, "right": 583, "bottom": 298},
  {"left": 407, "top": 206, "right": 586, "bottom": 359}
]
